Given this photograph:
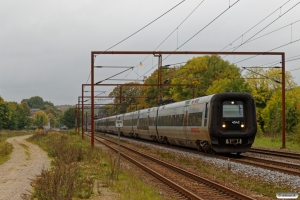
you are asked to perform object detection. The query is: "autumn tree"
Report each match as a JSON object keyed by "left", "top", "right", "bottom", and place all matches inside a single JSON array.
[
  {"left": 33, "top": 110, "right": 48, "bottom": 129},
  {"left": 244, "top": 68, "right": 296, "bottom": 133},
  {"left": 138, "top": 67, "right": 177, "bottom": 108},
  {"left": 261, "top": 88, "right": 300, "bottom": 135},
  {"left": 170, "top": 55, "right": 242, "bottom": 101},
  {"left": 48, "top": 113, "right": 56, "bottom": 128},
  {"left": 108, "top": 82, "right": 142, "bottom": 113},
  {"left": 206, "top": 78, "right": 251, "bottom": 94}
]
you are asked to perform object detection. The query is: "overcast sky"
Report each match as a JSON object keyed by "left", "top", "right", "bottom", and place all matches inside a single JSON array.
[{"left": 1, "top": 0, "right": 299, "bottom": 106}]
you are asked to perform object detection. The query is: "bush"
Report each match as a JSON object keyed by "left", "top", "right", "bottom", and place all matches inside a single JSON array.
[{"left": 28, "top": 133, "right": 94, "bottom": 199}]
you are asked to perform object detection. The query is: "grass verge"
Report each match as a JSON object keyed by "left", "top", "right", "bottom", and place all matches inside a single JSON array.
[
  {"left": 25, "top": 131, "right": 163, "bottom": 200},
  {"left": 253, "top": 135, "right": 300, "bottom": 151}
]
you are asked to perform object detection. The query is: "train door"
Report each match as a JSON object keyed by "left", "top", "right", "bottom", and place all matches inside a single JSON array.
[
  {"left": 204, "top": 103, "right": 209, "bottom": 126},
  {"left": 183, "top": 108, "right": 189, "bottom": 138}
]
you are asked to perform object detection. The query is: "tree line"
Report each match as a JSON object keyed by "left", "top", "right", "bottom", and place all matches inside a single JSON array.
[
  {"left": 101, "top": 55, "right": 300, "bottom": 137},
  {"left": 0, "top": 96, "right": 75, "bottom": 130},
  {"left": 1, "top": 55, "right": 299, "bottom": 138}
]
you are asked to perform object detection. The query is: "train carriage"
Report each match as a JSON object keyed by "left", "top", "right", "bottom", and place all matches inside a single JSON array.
[
  {"left": 95, "top": 92, "right": 257, "bottom": 154},
  {"left": 120, "top": 112, "right": 133, "bottom": 136}
]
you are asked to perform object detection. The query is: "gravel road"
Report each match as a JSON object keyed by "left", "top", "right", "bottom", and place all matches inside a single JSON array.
[{"left": 0, "top": 135, "right": 50, "bottom": 200}]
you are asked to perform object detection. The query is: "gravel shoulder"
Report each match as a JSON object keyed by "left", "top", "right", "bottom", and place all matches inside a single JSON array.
[{"left": 0, "top": 135, "right": 50, "bottom": 200}]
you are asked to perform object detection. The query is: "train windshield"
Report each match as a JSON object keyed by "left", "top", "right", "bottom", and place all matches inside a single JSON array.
[{"left": 222, "top": 101, "right": 244, "bottom": 118}]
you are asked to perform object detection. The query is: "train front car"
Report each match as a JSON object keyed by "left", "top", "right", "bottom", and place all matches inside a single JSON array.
[{"left": 209, "top": 92, "right": 257, "bottom": 154}]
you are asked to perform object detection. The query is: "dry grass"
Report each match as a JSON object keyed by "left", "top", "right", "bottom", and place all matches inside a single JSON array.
[{"left": 24, "top": 132, "right": 163, "bottom": 200}]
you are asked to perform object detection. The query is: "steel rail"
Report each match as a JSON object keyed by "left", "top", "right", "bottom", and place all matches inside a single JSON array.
[
  {"left": 90, "top": 135, "right": 203, "bottom": 200},
  {"left": 250, "top": 148, "right": 300, "bottom": 160},
  {"left": 88, "top": 133, "right": 254, "bottom": 200}
]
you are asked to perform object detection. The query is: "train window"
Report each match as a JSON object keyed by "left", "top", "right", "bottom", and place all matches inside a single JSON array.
[
  {"left": 222, "top": 101, "right": 244, "bottom": 118},
  {"left": 188, "top": 112, "right": 203, "bottom": 126}
]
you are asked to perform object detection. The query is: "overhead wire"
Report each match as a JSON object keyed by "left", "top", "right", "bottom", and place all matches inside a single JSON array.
[
  {"left": 234, "top": 38, "right": 300, "bottom": 64},
  {"left": 126, "top": 0, "right": 206, "bottom": 81},
  {"left": 84, "top": 0, "right": 187, "bottom": 98},
  {"left": 85, "top": 0, "right": 186, "bottom": 84},
  {"left": 103, "top": 0, "right": 206, "bottom": 92},
  {"left": 138, "top": 0, "right": 241, "bottom": 80},
  {"left": 220, "top": 0, "right": 291, "bottom": 52},
  {"left": 223, "top": 19, "right": 300, "bottom": 52},
  {"left": 228, "top": 1, "right": 300, "bottom": 54}
]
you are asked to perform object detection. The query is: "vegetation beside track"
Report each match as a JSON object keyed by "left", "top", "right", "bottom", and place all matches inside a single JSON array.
[
  {"left": 27, "top": 131, "right": 163, "bottom": 200},
  {"left": 0, "top": 130, "right": 33, "bottom": 165},
  {"left": 128, "top": 139, "right": 297, "bottom": 199},
  {"left": 253, "top": 134, "right": 300, "bottom": 151}
]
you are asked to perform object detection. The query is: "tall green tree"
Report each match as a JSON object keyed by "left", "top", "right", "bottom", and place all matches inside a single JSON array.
[
  {"left": 18, "top": 101, "right": 31, "bottom": 129},
  {"left": 5, "top": 102, "right": 19, "bottom": 130},
  {"left": 109, "top": 82, "right": 142, "bottom": 113},
  {"left": 0, "top": 96, "right": 11, "bottom": 130},
  {"left": 61, "top": 107, "right": 75, "bottom": 128},
  {"left": 22, "top": 96, "right": 44, "bottom": 109}
]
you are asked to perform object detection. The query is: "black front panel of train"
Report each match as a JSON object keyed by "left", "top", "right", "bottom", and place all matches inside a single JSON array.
[{"left": 209, "top": 93, "right": 257, "bottom": 143}]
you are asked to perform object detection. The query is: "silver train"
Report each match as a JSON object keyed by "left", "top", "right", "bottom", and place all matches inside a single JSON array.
[{"left": 95, "top": 92, "right": 257, "bottom": 154}]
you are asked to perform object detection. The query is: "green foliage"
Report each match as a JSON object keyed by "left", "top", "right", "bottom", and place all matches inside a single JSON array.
[
  {"left": 261, "top": 88, "right": 300, "bottom": 135},
  {"left": 206, "top": 78, "right": 252, "bottom": 94},
  {"left": 0, "top": 96, "right": 11, "bottom": 130},
  {"left": 3, "top": 102, "right": 31, "bottom": 130},
  {"left": 22, "top": 96, "right": 44, "bottom": 109},
  {"left": 170, "top": 55, "right": 242, "bottom": 101},
  {"left": 244, "top": 68, "right": 297, "bottom": 133},
  {"left": 253, "top": 135, "right": 300, "bottom": 151},
  {"left": 33, "top": 110, "right": 48, "bottom": 128},
  {"left": 61, "top": 107, "right": 75, "bottom": 128},
  {"left": 28, "top": 133, "right": 93, "bottom": 199},
  {"left": 109, "top": 82, "right": 142, "bottom": 113}
]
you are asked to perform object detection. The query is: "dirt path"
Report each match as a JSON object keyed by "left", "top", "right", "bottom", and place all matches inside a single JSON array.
[{"left": 0, "top": 135, "right": 50, "bottom": 200}]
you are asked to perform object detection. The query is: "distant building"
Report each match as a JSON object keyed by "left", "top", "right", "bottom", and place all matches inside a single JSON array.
[{"left": 30, "top": 109, "right": 40, "bottom": 118}]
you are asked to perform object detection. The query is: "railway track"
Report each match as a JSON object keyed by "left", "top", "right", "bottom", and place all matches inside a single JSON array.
[
  {"left": 86, "top": 133, "right": 254, "bottom": 200},
  {"left": 250, "top": 147, "right": 300, "bottom": 160},
  {"left": 94, "top": 132, "right": 300, "bottom": 177},
  {"left": 226, "top": 155, "right": 300, "bottom": 177}
]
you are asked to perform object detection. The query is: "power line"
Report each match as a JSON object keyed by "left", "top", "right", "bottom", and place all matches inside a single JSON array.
[
  {"left": 84, "top": 0, "right": 186, "bottom": 91},
  {"left": 230, "top": 1, "right": 300, "bottom": 53},
  {"left": 100, "top": 0, "right": 186, "bottom": 54},
  {"left": 109, "top": 1, "right": 205, "bottom": 85},
  {"left": 261, "top": 54, "right": 300, "bottom": 66},
  {"left": 86, "top": 0, "right": 186, "bottom": 81},
  {"left": 220, "top": 0, "right": 291, "bottom": 52},
  {"left": 179, "top": 0, "right": 240, "bottom": 49},
  {"left": 223, "top": 19, "right": 300, "bottom": 52},
  {"left": 234, "top": 37, "right": 300, "bottom": 64},
  {"left": 138, "top": 0, "right": 240, "bottom": 80}
]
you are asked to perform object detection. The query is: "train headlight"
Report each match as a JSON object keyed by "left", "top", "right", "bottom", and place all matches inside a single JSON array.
[
  {"left": 241, "top": 123, "right": 244, "bottom": 128},
  {"left": 222, "top": 123, "right": 226, "bottom": 128}
]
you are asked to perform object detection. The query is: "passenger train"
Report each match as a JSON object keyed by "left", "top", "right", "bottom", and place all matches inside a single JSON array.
[{"left": 95, "top": 92, "right": 257, "bottom": 154}]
